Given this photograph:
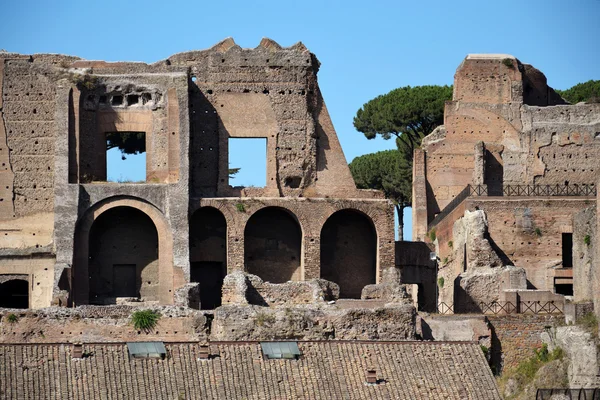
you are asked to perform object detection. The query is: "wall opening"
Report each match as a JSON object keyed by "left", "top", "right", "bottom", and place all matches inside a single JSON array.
[
  {"left": 106, "top": 132, "right": 146, "bottom": 183},
  {"left": 244, "top": 207, "right": 302, "bottom": 283},
  {"left": 0, "top": 279, "right": 28, "bottom": 308},
  {"left": 555, "top": 283, "right": 573, "bottom": 296},
  {"left": 320, "top": 209, "right": 376, "bottom": 298},
  {"left": 228, "top": 138, "right": 267, "bottom": 187},
  {"left": 88, "top": 206, "right": 158, "bottom": 304},
  {"left": 190, "top": 207, "right": 227, "bottom": 310},
  {"left": 562, "top": 233, "right": 573, "bottom": 268}
]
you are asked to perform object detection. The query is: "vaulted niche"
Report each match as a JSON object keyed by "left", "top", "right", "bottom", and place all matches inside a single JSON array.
[
  {"left": 320, "top": 210, "right": 376, "bottom": 298},
  {"left": 88, "top": 207, "right": 158, "bottom": 304},
  {"left": 244, "top": 207, "right": 302, "bottom": 283},
  {"left": 106, "top": 132, "right": 146, "bottom": 183},
  {"left": 189, "top": 207, "right": 227, "bottom": 310}
]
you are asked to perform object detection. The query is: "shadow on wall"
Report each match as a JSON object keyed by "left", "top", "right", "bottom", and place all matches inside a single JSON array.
[
  {"left": 245, "top": 207, "right": 302, "bottom": 284},
  {"left": 320, "top": 209, "right": 377, "bottom": 298}
]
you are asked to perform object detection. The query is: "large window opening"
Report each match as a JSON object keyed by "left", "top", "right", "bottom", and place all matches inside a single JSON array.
[
  {"left": 88, "top": 207, "right": 158, "bottom": 304},
  {"left": 106, "top": 132, "right": 146, "bottom": 183},
  {"left": 0, "top": 279, "right": 29, "bottom": 309},
  {"left": 190, "top": 207, "right": 227, "bottom": 310},
  {"left": 244, "top": 207, "right": 302, "bottom": 283},
  {"left": 562, "top": 233, "right": 573, "bottom": 268},
  {"left": 228, "top": 138, "right": 266, "bottom": 187},
  {"left": 320, "top": 210, "right": 377, "bottom": 298}
]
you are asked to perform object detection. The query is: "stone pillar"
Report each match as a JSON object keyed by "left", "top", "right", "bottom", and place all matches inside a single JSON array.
[
  {"left": 473, "top": 141, "right": 486, "bottom": 186},
  {"left": 303, "top": 236, "right": 320, "bottom": 280},
  {"left": 412, "top": 149, "right": 428, "bottom": 242}
]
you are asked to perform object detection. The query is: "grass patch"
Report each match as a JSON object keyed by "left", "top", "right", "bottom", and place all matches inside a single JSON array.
[
  {"left": 448, "top": 240, "right": 453, "bottom": 249},
  {"left": 255, "top": 312, "right": 275, "bottom": 327},
  {"left": 584, "top": 234, "right": 591, "bottom": 246},
  {"left": 235, "top": 203, "right": 246, "bottom": 212},
  {"left": 131, "top": 310, "right": 160, "bottom": 333},
  {"left": 428, "top": 228, "right": 436, "bottom": 242},
  {"left": 534, "top": 227, "right": 542, "bottom": 237},
  {"left": 437, "top": 277, "right": 445, "bottom": 288},
  {"left": 502, "top": 58, "right": 515, "bottom": 69},
  {"left": 6, "top": 313, "right": 18, "bottom": 323},
  {"left": 498, "top": 344, "right": 564, "bottom": 398}
]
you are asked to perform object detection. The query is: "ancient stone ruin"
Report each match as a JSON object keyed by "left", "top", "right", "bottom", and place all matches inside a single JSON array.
[
  {"left": 0, "top": 38, "right": 396, "bottom": 310},
  {"left": 414, "top": 54, "right": 600, "bottom": 314},
  {"left": 2, "top": 41, "right": 599, "bottom": 398}
]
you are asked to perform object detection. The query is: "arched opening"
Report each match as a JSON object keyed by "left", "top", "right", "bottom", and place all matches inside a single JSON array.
[
  {"left": 320, "top": 209, "right": 376, "bottom": 298},
  {"left": 88, "top": 206, "right": 159, "bottom": 304},
  {"left": 244, "top": 207, "right": 302, "bottom": 283},
  {"left": 0, "top": 280, "right": 29, "bottom": 308},
  {"left": 189, "top": 207, "right": 227, "bottom": 310}
]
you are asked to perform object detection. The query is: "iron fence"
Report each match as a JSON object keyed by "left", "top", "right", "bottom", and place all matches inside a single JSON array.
[
  {"left": 422, "top": 301, "right": 563, "bottom": 315},
  {"left": 428, "top": 184, "right": 596, "bottom": 231},
  {"left": 537, "top": 388, "right": 600, "bottom": 400}
]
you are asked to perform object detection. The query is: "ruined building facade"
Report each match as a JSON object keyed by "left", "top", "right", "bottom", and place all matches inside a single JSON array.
[
  {"left": 413, "top": 54, "right": 600, "bottom": 312},
  {"left": 0, "top": 38, "right": 395, "bottom": 309}
]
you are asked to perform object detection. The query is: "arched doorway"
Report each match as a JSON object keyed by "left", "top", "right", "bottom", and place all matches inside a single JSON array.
[
  {"left": 88, "top": 206, "right": 159, "bottom": 304},
  {"left": 189, "top": 207, "right": 227, "bottom": 309},
  {"left": 244, "top": 207, "right": 302, "bottom": 283},
  {"left": 320, "top": 209, "right": 377, "bottom": 298},
  {"left": 0, "top": 279, "right": 28, "bottom": 308}
]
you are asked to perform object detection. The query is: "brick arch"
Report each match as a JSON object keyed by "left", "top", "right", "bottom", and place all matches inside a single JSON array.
[
  {"left": 189, "top": 206, "right": 227, "bottom": 309},
  {"left": 320, "top": 208, "right": 378, "bottom": 298},
  {"left": 243, "top": 206, "right": 304, "bottom": 282},
  {"left": 73, "top": 196, "right": 173, "bottom": 305}
]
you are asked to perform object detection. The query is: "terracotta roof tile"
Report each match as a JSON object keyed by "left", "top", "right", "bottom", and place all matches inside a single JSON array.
[{"left": 0, "top": 341, "right": 501, "bottom": 400}]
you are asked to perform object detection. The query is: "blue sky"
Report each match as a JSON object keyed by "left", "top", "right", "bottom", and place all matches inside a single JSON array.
[{"left": 3, "top": 0, "right": 599, "bottom": 240}]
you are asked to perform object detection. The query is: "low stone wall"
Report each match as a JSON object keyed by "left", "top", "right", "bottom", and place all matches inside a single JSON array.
[
  {"left": 487, "top": 314, "right": 561, "bottom": 373},
  {"left": 0, "top": 305, "right": 209, "bottom": 344},
  {"left": 211, "top": 304, "right": 416, "bottom": 341},
  {"left": 0, "top": 301, "right": 417, "bottom": 343},
  {"left": 418, "top": 315, "right": 490, "bottom": 343}
]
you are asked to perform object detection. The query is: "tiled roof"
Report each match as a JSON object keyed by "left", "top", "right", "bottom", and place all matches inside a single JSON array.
[{"left": 0, "top": 341, "right": 501, "bottom": 400}]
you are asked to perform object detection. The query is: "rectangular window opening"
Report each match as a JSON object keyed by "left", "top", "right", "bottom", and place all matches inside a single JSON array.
[
  {"left": 106, "top": 132, "right": 146, "bottom": 183},
  {"left": 228, "top": 138, "right": 267, "bottom": 188},
  {"left": 562, "top": 233, "right": 573, "bottom": 268}
]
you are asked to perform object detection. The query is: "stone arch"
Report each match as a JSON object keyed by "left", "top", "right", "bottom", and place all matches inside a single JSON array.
[
  {"left": 0, "top": 279, "right": 29, "bottom": 309},
  {"left": 244, "top": 207, "right": 303, "bottom": 283},
  {"left": 73, "top": 196, "right": 173, "bottom": 305},
  {"left": 320, "top": 209, "right": 377, "bottom": 298},
  {"left": 189, "top": 206, "right": 227, "bottom": 309}
]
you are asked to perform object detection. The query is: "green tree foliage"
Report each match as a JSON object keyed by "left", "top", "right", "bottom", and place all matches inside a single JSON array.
[
  {"left": 353, "top": 85, "right": 453, "bottom": 155},
  {"left": 556, "top": 80, "right": 600, "bottom": 104},
  {"left": 106, "top": 132, "right": 146, "bottom": 160},
  {"left": 228, "top": 167, "right": 241, "bottom": 179},
  {"left": 349, "top": 149, "right": 411, "bottom": 240}
]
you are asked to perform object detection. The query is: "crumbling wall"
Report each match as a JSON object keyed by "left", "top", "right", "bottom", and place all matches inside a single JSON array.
[
  {"left": 573, "top": 207, "right": 595, "bottom": 302},
  {"left": 438, "top": 209, "right": 526, "bottom": 311},
  {"left": 488, "top": 314, "right": 561, "bottom": 374},
  {"left": 467, "top": 197, "right": 591, "bottom": 291},
  {"left": 221, "top": 271, "right": 339, "bottom": 306}
]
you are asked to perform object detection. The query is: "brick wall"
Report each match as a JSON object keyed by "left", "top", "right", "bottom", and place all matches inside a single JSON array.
[{"left": 487, "top": 314, "right": 561, "bottom": 373}]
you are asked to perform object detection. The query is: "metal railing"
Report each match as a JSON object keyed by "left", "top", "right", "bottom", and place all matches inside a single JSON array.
[
  {"left": 537, "top": 388, "right": 600, "bottom": 400},
  {"left": 422, "top": 301, "right": 563, "bottom": 315},
  {"left": 428, "top": 184, "right": 597, "bottom": 230}
]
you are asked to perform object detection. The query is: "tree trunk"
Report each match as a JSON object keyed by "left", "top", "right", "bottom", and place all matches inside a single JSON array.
[{"left": 395, "top": 204, "right": 404, "bottom": 242}]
